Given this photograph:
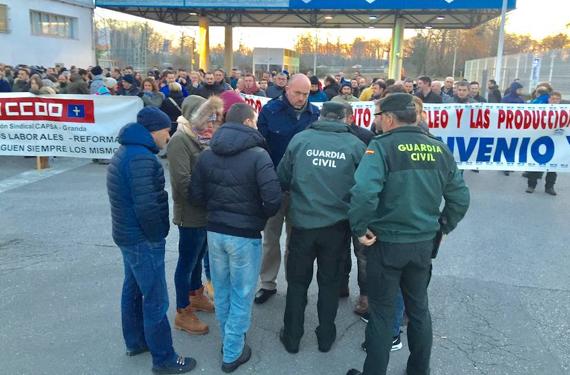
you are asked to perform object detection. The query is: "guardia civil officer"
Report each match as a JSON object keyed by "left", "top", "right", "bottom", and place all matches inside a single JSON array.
[
  {"left": 277, "top": 101, "right": 366, "bottom": 354},
  {"left": 346, "top": 94, "right": 470, "bottom": 375}
]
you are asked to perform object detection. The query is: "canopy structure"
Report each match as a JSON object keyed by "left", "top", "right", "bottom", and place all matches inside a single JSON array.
[{"left": 95, "top": 0, "right": 517, "bottom": 77}]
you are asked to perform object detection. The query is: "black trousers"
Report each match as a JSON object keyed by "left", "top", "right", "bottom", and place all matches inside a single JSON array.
[
  {"left": 343, "top": 236, "right": 368, "bottom": 295},
  {"left": 527, "top": 172, "right": 557, "bottom": 189},
  {"left": 364, "top": 240, "right": 433, "bottom": 375},
  {"left": 282, "top": 221, "right": 350, "bottom": 346}
]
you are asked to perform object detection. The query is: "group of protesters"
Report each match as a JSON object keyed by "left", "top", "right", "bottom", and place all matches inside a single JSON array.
[
  {"left": 98, "top": 62, "right": 473, "bottom": 375},
  {"left": 0, "top": 61, "right": 561, "bottom": 374}
]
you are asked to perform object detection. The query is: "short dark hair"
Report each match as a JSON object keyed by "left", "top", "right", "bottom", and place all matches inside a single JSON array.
[
  {"left": 470, "top": 81, "right": 480, "bottom": 86},
  {"left": 384, "top": 84, "right": 407, "bottom": 96},
  {"left": 372, "top": 81, "right": 387, "bottom": 90},
  {"left": 225, "top": 103, "right": 256, "bottom": 124},
  {"left": 456, "top": 81, "right": 469, "bottom": 88},
  {"left": 418, "top": 76, "right": 431, "bottom": 85},
  {"left": 385, "top": 78, "right": 396, "bottom": 86}
]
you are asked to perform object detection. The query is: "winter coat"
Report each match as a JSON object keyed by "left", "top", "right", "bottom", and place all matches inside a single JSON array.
[
  {"left": 487, "top": 85, "right": 502, "bottom": 103},
  {"left": 266, "top": 85, "right": 285, "bottom": 99},
  {"left": 107, "top": 123, "right": 169, "bottom": 246},
  {"left": 309, "top": 90, "right": 328, "bottom": 103},
  {"left": 195, "top": 83, "right": 224, "bottom": 98},
  {"left": 139, "top": 91, "right": 165, "bottom": 108},
  {"left": 277, "top": 119, "right": 366, "bottom": 229},
  {"left": 415, "top": 90, "right": 443, "bottom": 104},
  {"left": 90, "top": 74, "right": 106, "bottom": 95},
  {"left": 324, "top": 82, "right": 340, "bottom": 101},
  {"left": 257, "top": 94, "right": 320, "bottom": 168},
  {"left": 190, "top": 123, "right": 282, "bottom": 238},
  {"left": 160, "top": 91, "right": 184, "bottom": 133},
  {"left": 12, "top": 80, "right": 30, "bottom": 92},
  {"left": 67, "top": 80, "right": 90, "bottom": 95},
  {"left": 530, "top": 94, "right": 549, "bottom": 104},
  {"left": 502, "top": 82, "right": 524, "bottom": 104},
  {"left": 160, "top": 84, "right": 189, "bottom": 98},
  {"left": 331, "top": 94, "right": 360, "bottom": 103},
  {"left": 167, "top": 121, "right": 208, "bottom": 228},
  {"left": 118, "top": 85, "right": 140, "bottom": 97},
  {"left": 0, "top": 78, "right": 11, "bottom": 92}
]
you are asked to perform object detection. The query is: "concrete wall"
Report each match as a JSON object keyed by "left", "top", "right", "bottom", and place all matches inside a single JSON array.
[{"left": 0, "top": 0, "right": 95, "bottom": 67}]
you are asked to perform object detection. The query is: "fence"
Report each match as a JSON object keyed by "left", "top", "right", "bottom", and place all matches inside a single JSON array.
[{"left": 465, "top": 49, "right": 570, "bottom": 98}]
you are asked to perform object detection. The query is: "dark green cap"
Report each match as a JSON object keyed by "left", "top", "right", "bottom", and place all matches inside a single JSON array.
[
  {"left": 378, "top": 93, "right": 415, "bottom": 112},
  {"left": 321, "top": 101, "right": 349, "bottom": 120}
]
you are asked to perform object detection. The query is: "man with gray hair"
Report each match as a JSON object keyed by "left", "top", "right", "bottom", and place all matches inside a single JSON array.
[{"left": 277, "top": 101, "right": 366, "bottom": 354}]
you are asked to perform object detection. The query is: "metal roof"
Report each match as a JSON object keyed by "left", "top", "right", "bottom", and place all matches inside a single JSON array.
[{"left": 95, "top": 0, "right": 517, "bottom": 29}]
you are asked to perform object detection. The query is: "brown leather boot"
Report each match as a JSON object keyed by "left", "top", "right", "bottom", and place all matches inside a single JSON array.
[
  {"left": 189, "top": 286, "right": 215, "bottom": 313},
  {"left": 174, "top": 307, "right": 209, "bottom": 335},
  {"left": 204, "top": 280, "right": 215, "bottom": 300},
  {"left": 353, "top": 295, "right": 368, "bottom": 317}
]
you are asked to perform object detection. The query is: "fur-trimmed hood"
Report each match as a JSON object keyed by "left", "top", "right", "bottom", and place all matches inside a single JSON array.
[{"left": 191, "top": 96, "right": 224, "bottom": 130}]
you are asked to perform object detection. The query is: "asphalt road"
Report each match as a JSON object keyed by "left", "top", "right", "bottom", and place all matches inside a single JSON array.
[{"left": 0, "top": 156, "right": 568, "bottom": 375}]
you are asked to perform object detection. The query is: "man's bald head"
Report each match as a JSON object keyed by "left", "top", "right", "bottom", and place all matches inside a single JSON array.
[{"left": 286, "top": 74, "right": 311, "bottom": 109}]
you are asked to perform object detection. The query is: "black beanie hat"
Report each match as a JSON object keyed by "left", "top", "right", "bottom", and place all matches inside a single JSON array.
[
  {"left": 310, "top": 76, "right": 319, "bottom": 85},
  {"left": 91, "top": 65, "right": 103, "bottom": 76},
  {"left": 137, "top": 107, "right": 171, "bottom": 132}
]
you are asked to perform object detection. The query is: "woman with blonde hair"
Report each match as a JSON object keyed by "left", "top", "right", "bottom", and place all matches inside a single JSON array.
[
  {"left": 167, "top": 95, "right": 224, "bottom": 336},
  {"left": 411, "top": 96, "right": 430, "bottom": 134}
]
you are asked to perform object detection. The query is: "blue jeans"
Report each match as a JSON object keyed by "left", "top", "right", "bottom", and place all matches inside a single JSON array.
[
  {"left": 203, "top": 250, "right": 211, "bottom": 281},
  {"left": 207, "top": 231, "right": 262, "bottom": 363},
  {"left": 175, "top": 227, "right": 207, "bottom": 309},
  {"left": 394, "top": 290, "right": 404, "bottom": 337},
  {"left": 120, "top": 239, "right": 176, "bottom": 367}
]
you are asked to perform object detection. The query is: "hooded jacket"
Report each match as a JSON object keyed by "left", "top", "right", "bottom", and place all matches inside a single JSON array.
[
  {"left": 277, "top": 119, "right": 366, "bottom": 229},
  {"left": 139, "top": 91, "right": 165, "bottom": 108},
  {"left": 167, "top": 96, "right": 219, "bottom": 228},
  {"left": 501, "top": 82, "right": 525, "bottom": 104},
  {"left": 190, "top": 123, "right": 282, "bottom": 238},
  {"left": 107, "top": 123, "right": 169, "bottom": 246},
  {"left": 257, "top": 94, "right": 320, "bottom": 168},
  {"left": 89, "top": 74, "right": 106, "bottom": 95}
]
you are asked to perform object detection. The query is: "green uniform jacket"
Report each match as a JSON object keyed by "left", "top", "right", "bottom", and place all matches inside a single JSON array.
[
  {"left": 277, "top": 120, "right": 366, "bottom": 229},
  {"left": 349, "top": 125, "right": 469, "bottom": 243}
]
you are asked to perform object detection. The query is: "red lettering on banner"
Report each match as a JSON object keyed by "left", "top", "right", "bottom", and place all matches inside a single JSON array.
[
  {"left": 455, "top": 109, "right": 464, "bottom": 128},
  {"left": 498, "top": 109, "right": 506, "bottom": 128},
  {"left": 353, "top": 107, "right": 372, "bottom": 128},
  {"left": 428, "top": 110, "right": 448, "bottom": 129},
  {"left": 0, "top": 97, "right": 95, "bottom": 123},
  {"left": 469, "top": 109, "right": 490, "bottom": 129}
]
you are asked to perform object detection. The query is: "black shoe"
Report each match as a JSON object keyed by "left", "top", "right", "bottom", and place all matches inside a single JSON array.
[
  {"left": 360, "top": 312, "right": 370, "bottom": 324},
  {"left": 152, "top": 356, "right": 196, "bottom": 374},
  {"left": 347, "top": 369, "right": 363, "bottom": 375},
  {"left": 279, "top": 328, "right": 299, "bottom": 354},
  {"left": 316, "top": 327, "right": 336, "bottom": 353},
  {"left": 126, "top": 346, "right": 149, "bottom": 357},
  {"left": 254, "top": 288, "right": 276, "bottom": 304},
  {"left": 391, "top": 334, "right": 403, "bottom": 351},
  {"left": 545, "top": 187, "right": 557, "bottom": 196},
  {"left": 503, "top": 171, "right": 511, "bottom": 176},
  {"left": 221, "top": 344, "right": 251, "bottom": 373}
]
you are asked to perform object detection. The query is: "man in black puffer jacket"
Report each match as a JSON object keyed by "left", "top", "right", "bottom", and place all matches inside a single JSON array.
[
  {"left": 107, "top": 107, "right": 196, "bottom": 375},
  {"left": 190, "top": 103, "right": 282, "bottom": 373}
]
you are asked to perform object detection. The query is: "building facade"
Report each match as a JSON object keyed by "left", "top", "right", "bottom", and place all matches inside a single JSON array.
[{"left": 0, "top": 0, "right": 95, "bottom": 67}]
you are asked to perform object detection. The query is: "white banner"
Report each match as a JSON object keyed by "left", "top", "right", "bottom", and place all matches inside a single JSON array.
[
  {"left": 241, "top": 94, "right": 570, "bottom": 172},
  {"left": 0, "top": 93, "right": 143, "bottom": 159}
]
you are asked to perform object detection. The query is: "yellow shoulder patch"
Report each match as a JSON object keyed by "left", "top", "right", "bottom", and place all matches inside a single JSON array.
[{"left": 365, "top": 149, "right": 375, "bottom": 155}]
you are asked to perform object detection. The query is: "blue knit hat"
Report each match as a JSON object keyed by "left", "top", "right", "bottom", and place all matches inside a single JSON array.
[{"left": 137, "top": 107, "right": 171, "bottom": 132}]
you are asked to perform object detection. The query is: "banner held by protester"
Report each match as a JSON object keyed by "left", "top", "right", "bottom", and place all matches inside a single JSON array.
[{"left": 0, "top": 93, "right": 143, "bottom": 159}]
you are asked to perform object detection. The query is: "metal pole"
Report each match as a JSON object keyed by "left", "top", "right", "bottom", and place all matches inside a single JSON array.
[
  {"left": 494, "top": 0, "right": 508, "bottom": 85},
  {"left": 313, "top": 29, "right": 318, "bottom": 75},
  {"left": 452, "top": 41, "right": 457, "bottom": 78}
]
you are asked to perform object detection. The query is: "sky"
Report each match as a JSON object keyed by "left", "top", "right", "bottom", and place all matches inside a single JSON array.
[{"left": 95, "top": 0, "right": 569, "bottom": 48}]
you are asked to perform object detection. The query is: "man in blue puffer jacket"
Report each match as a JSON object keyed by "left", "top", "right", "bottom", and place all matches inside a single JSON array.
[
  {"left": 190, "top": 103, "right": 282, "bottom": 373},
  {"left": 254, "top": 74, "right": 320, "bottom": 305},
  {"left": 107, "top": 107, "right": 196, "bottom": 375}
]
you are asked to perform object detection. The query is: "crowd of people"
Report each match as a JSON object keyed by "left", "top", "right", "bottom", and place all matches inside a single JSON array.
[{"left": 1, "top": 61, "right": 562, "bottom": 374}]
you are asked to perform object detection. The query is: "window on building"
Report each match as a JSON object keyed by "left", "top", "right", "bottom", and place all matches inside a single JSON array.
[
  {"left": 30, "top": 10, "right": 77, "bottom": 39},
  {"left": 0, "top": 4, "right": 8, "bottom": 33}
]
